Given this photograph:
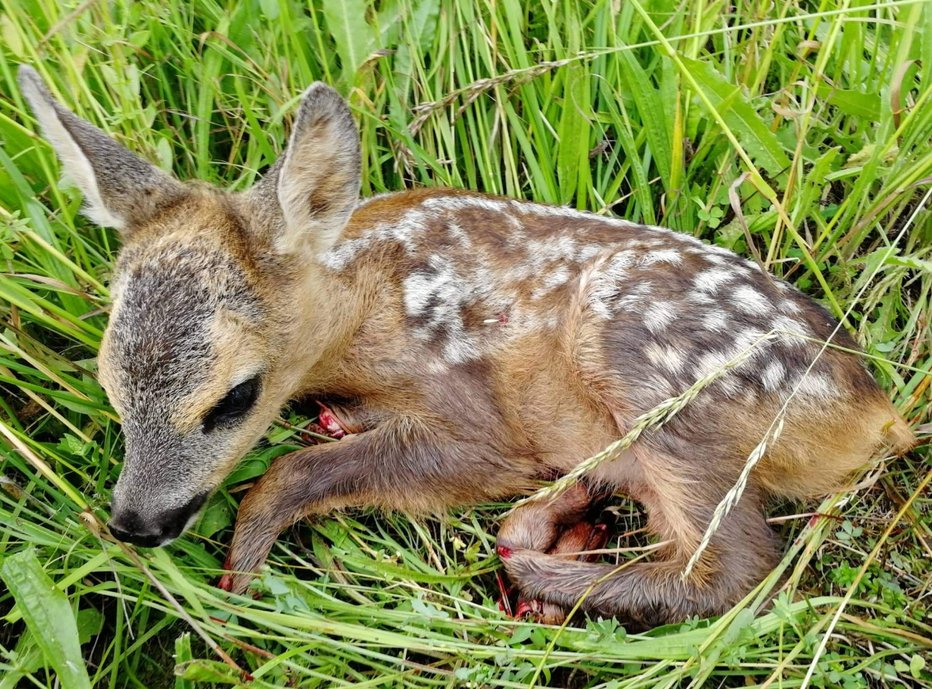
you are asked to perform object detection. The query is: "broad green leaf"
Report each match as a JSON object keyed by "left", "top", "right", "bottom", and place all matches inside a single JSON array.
[
  {"left": 322, "top": 0, "right": 377, "bottom": 86},
  {"left": 194, "top": 493, "right": 234, "bottom": 539},
  {"left": 0, "top": 549, "right": 91, "bottom": 689},
  {"left": 225, "top": 444, "right": 297, "bottom": 485},
  {"left": 816, "top": 83, "right": 882, "bottom": 120},
  {"left": 680, "top": 56, "right": 791, "bottom": 177},
  {"left": 387, "top": 0, "right": 440, "bottom": 111},
  {"left": 910, "top": 654, "right": 926, "bottom": 679},
  {"left": 861, "top": 247, "right": 932, "bottom": 277},
  {"left": 75, "top": 608, "right": 103, "bottom": 644}
]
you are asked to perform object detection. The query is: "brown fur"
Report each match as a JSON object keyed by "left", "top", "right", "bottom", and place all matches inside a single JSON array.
[{"left": 19, "top": 66, "right": 914, "bottom": 626}]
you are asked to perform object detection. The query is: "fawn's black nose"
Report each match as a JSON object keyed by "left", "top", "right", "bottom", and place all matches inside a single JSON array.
[
  {"left": 108, "top": 492, "right": 208, "bottom": 547},
  {"left": 108, "top": 512, "right": 163, "bottom": 548}
]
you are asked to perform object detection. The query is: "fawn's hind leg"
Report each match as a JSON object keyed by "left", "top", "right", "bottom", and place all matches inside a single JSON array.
[
  {"left": 496, "top": 482, "right": 605, "bottom": 555},
  {"left": 495, "top": 479, "right": 613, "bottom": 619},
  {"left": 500, "top": 459, "right": 780, "bottom": 627},
  {"left": 496, "top": 481, "right": 611, "bottom": 623}
]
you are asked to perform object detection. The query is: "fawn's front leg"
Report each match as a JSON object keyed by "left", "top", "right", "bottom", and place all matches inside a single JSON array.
[{"left": 222, "top": 415, "right": 530, "bottom": 593}]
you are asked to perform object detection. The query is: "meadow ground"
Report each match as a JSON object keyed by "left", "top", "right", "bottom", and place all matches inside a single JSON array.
[{"left": 0, "top": 0, "right": 930, "bottom": 687}]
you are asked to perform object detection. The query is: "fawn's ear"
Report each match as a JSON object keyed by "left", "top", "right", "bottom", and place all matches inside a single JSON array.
[
  {"left": 18, "top": 66, "right": 185, "bottom": 234},
  {"left": 270, "top": 82, "right": 361, "bottom": 257}
]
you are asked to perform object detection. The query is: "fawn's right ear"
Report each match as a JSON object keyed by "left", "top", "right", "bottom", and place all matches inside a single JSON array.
[
  {"left": 246, "top": 82, "right": 361, "bottom": 258},
  {"left": 18, "top": 65, "right": 184, "bottom": 234}
]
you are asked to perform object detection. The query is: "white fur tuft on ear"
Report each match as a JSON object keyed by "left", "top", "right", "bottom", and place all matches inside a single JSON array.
[
  {"left": 19, "top": 66, "right": 124, "bottom": 228},
  {"left": 18, "top": 65, "right": 184, "bottom": 234},
  {"left": 275, "top": 82, "right": 361, "bottom": 257}
]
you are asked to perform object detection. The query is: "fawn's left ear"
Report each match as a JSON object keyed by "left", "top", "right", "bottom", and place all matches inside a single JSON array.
[
  {"left": 254, "top": 82, "right": 361, "bottom": 258},
  {"left": 17, "top": 65, "right": 185, "bottom": 234}
]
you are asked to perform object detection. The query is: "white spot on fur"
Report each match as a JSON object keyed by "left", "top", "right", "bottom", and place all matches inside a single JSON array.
[
  {"left": 641, "top": 227, "right": 705, "bottom": 249},
  {"left": 703, "top": 253, "right": 753, "bottom": 278},
  {"left": 322, "top": 239, "right": 361, "bottom": 270},
  {"left": 545, "top": 265, "right": 571, "bottom": 289},
  {"left": 441, "top": 334, "right": 480, "bottom": 364},
  {"left": 702, "top": 253, "right": 734, "bottom": 267},
  {"left": 694, "top": 350, "right": 741, "bottom": 393},
  {"left": 694, "top": 267, "right": 736, "bottom": 292},
  {"left": 577, "top": 244, "right": 605, "bottom": 262},
  {"left": 615, "top": 281, "right": 653, "bottom": 311},
  {"left": 771, "top": 315, "right": 810, "bottom": 345},
  {"left": 403, "top": 271, "right": 442, "bottom": 318},
  {"left": 705, "top": 244, "right": 736, "bottom": 257},
  {"left": 532, "top": 265, "right": 572, "bottom": 299},
  {"left": 761, "top": 360, "right": 786, "bottom": 392},
  {"left": 796, "top": 373, "right": 835, "bottom": 399},
  {"left": 422, "top": 195, "right": 511, "bottom": 215},
  {"left": 692, "top": 327, "right": 769, "bottom": 394},
  {"left": 642, "top": 249, "right": 683, "bottom": 266},
  {"left": 536, "top": 235, "right": 577, "bottom": 262},
  {"left": 645, "top": 343, "right": 686, "bottom": 373},
  {"left": 733, "top": 328, "right": 768, "bottom": 352},
  {"left": 702, "top": 311, "right": 729, "bottom": 331},
  {"left": 506, "top": 236, "right": 583, "bottom": 285},
  {"left": 731, "top": 285, "right": 771, "bottom": 314},
  {"left": 446, "top": 221, "right": 471, "bottom": 247},
  {"left": 419, "top": 196, "right": 713, "bottom": 251},
  {"left": 402, "top": 255, "right": 480, "bottom": 363},
  {"left": 642, "top": 301, "right": 677, "bottom": 332}
]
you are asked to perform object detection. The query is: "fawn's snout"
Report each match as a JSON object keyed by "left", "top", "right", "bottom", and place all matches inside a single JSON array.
[{"left": 109, "top": 491, "right": 208, "bottom": 547}]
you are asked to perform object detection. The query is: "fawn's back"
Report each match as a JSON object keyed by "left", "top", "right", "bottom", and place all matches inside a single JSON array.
[{"left": 317, "top": 187, "right": 912, "bottom": 500}]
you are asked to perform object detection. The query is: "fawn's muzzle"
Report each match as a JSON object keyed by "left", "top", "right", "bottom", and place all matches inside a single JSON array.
[{"left": 108, "top": 491, "right": 209, "bottom": 547}]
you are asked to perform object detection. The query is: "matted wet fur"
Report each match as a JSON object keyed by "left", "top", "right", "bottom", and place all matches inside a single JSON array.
[{"left": 18, "top": 66, "right": 914, "bottom": 627}]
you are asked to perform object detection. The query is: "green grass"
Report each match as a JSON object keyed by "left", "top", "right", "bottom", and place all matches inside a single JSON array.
[{"left": 0, "top": 0, "right": 930, "bottom": 686}]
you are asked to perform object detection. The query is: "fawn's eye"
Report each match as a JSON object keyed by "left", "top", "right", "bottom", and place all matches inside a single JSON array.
[{"left": 203, "top": 376, "right": 261, "bottom": 432}]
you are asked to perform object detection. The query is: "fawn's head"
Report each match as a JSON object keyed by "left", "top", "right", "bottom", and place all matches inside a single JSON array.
[{"left": 19, "top": 66, "right": 361, "bottom": 546}]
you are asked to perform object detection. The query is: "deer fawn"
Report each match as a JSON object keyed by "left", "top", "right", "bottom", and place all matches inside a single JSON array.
[{"left": 19, "top": 66, "right": 913, "bottom": 628}]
